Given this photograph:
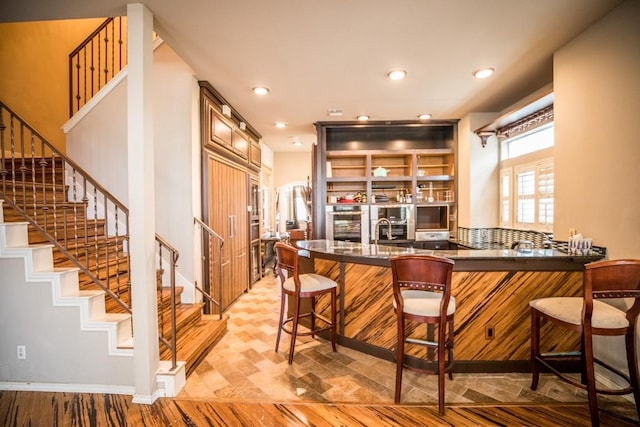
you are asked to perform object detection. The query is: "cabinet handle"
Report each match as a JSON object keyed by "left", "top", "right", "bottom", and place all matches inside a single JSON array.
[{"left": 229, "top": 215, "right": 236, "bottom": 239}]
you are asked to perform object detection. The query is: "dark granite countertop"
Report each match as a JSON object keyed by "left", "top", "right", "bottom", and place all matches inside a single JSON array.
[{"left": 296, "top": 240, "right": 605, "bottom": 271}]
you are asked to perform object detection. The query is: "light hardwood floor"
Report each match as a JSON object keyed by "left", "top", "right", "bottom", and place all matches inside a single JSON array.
[{"left": 1, "top": 390, "right": 638, "bottom": 426}]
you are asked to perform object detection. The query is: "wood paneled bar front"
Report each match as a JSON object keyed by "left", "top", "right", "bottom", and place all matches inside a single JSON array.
[{"left": 296, "top": 240, "right": 605, "bottom": 372}]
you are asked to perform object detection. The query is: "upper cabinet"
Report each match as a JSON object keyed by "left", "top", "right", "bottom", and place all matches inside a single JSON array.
[{"left": 200, "top": 81, "right": 261, "bottom": 171}]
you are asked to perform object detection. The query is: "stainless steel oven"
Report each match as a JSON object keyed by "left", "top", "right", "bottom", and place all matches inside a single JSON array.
[
  {"left": 325, "top": 205, "right": 369, "bottom": 243},
  {"left": 370, "top": 204, "right": 414, "bottom": 242}
]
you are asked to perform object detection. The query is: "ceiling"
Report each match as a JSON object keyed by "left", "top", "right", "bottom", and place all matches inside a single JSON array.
[{"left": 0, "top": 0, "right": 623, "bottom": 152}]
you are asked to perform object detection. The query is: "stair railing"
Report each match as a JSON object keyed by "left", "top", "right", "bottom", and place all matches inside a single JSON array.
[
  {"left": 155, "top": 235, "right": 179, "bottom": 371},
  {"left": 69, "top": 17, "right": 127, "bottom": 117},
  {"left": 194, "top": 217, "right": 224, "bottom": 319},
  {"left": 1, "top": 101, "right": 131, "bottom": 312}
]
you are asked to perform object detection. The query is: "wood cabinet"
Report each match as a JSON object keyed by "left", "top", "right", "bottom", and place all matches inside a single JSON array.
[
  {"left": 206, "top": 154, "right": 249, "bottom": 312},
  {"left": 249, "top": 139, "right": 261, "bottom": 169},
  {"left": 200, "top": 81, "right": 262, "bottom": 312},
  {"left": 315, "top": 120, "right": 458, "bottom": 240},
  {"left": 200, "top": 81, "right": 262, "bottom": 170}
]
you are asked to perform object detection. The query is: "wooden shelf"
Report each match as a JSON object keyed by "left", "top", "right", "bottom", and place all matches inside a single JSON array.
[{"left": 417, "top": 175, "right": 455, "bottom": 181}]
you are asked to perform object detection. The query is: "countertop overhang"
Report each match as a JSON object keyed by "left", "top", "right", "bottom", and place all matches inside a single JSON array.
[{"left": 297, "top": 240, "right": 604, "bottom": 272}]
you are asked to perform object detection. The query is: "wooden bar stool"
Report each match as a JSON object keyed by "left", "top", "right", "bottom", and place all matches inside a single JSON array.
[
  {"left": 274, "top": 242, "right": 337, "bottom": 364},
  {"left": 530, "top": 259, "right": 640, "bottom": 426},
  {"left": 288, "top": 228, "right": 306, "bottom": 248},
  {"left": 390, "top": 254, "right": 455, "bottom": 415}
]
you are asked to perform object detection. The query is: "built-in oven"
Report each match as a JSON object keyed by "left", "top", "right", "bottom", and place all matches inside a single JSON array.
[
  {"left": 415, "top": 204, "right": 450, "bottom": 241},
  {"left": 370, "top": 204, "right": 414, "bottom": 243},
  {"left": 325, "top": 204, "right": 369, "bottom": 243}
]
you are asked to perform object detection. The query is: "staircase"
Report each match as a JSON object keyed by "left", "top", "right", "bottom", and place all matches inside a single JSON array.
[{"left": 0, "top": 102, "right": 227, "bottom": 390}]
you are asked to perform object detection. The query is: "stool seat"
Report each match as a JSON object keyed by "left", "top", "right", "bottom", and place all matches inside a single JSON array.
[
  {"left": 283, "top": 273, "right": 336, "bottom": 293},
  {"left": 393, "top": 291, "right": 456, "bottom": 317},
  {"left": 530, "top": 297, "right": 628, "bottom": 329}
]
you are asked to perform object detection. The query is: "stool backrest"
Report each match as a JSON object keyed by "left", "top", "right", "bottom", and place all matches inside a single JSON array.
[
  {"left": 390, "top": 255, "right": 455, "bottom": 319},
  {"left": 275, "top": 242, "right": 299, "bottom": 287},
  {"left": 584, "top": 259, "right": 640, "bottom": 323},
  {"left": 288, "top": 229, "right": 307, "bottom": 247}
]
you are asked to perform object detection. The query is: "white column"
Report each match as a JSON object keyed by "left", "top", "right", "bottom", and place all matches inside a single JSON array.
[{"left": 127, "top": 3, "right": 160, "bottom": 403}]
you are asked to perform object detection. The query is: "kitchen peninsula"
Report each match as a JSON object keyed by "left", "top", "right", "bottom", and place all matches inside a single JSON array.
[{"left": 297, "top": 239, "right": 604, "bottom": 372}]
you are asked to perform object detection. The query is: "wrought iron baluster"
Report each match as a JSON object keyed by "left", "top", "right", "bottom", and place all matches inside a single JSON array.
[
  {"left": 103, "top": 194, "right": 111, "bottom": 296},
  {"left": 71, "top": 168, "right": 79, "bottom": 258}
]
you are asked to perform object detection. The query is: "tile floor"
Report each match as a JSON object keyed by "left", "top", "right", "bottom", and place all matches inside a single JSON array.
[{"left": 180, "top": 273, "right": 634, "bottom": 415}]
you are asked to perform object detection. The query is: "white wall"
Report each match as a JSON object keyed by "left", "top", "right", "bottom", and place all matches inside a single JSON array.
[
  {"left": 554, "top": 0, "right": 640, "bottom": 389},
  {"left": 66, "top": 79, "right": 129, "bottom": 205},
  {"left": 0, "top": 257, "right": 134, "bottom": 388},
  {"left": 273, "top": 151, "right": 312, "bottom": 189},
  {"left": 152, "top": 43, "right": 200, "bottom": 301},
  {"left": 554, "top": 0, "right": 640, "bottom": 258},
  {"left": 458, "top": 113, "right": 500, "bottom": 229}
]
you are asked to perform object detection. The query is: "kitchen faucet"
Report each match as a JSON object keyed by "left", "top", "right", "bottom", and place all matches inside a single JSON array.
[{"left": 374, "top": 217, "right": 394, "bottom": 245}]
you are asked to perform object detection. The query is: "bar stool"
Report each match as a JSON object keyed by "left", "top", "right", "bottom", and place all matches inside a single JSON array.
[
  {"left": 390, "top": 254, "right": 455, "bottom": 415},
  {"left": 274, "top": 242, "right": 337, "bottom": 364},
  {"left": 530, "top": 259, "right": 640, "bottom": 426},
  {"left": 288, "top": 228, "right": 306, "bottom": 248}
]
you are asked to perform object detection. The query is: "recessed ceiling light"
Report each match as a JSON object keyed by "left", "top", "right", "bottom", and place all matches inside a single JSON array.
[
  {"left": 357, "top": 115, "right": 370, "bottom": 121},
  {"left": 418, "top": 114, "right": 432, "bottom": 120},
  {"left": 274, "top": 121, "right": 287, "bottom": 128},
  {"left": 292, "top": 141, "right": 302, "bottom": 146},
  {"left": 473, "top": 68, "right": 495, "bottom": 79},
  {"left": 252, "top": 87, "right": 269, "bottom": 95},
  {"left": 387, "top": 69, "right": 407, "bottom": 80}
]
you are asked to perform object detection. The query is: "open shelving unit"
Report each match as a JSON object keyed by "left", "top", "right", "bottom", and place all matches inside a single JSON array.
[{"left": 314, "top": 120, "right": 458, "bottom": 239}]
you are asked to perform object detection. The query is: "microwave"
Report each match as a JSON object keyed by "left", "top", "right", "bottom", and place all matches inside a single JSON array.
[{"left": 415, "top": 205, "right": 449, "bottom": 239}]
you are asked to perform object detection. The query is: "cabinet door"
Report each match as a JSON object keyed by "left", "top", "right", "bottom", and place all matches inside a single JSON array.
[
  {"left": 232, "top": 129, "right": 249, "bottom": 160},
  {"left": 207, "top": 156, "right": 249, "bottom": 310},
  {"left": 210, "top": 106, "right": 233, "bottom": 148},
  {"left": 249, "top": 139, "right": 261, "bottom": 168},
  {"left": 231, "top": 167, "right": 248, "bottom": 298}
]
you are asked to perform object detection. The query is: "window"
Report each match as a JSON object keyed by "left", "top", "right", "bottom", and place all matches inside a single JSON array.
[
  {"left": 501, "top": 123, "right": 554, "bottom": 160},
  {"left": 499, "top": 120, "right": 554, "bottom": 232},
  {"left": 501, "top": 158, "right": 554, "bottom": 232}
]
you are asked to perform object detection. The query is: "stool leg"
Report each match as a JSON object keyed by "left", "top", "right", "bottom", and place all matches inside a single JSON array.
[
  {"left": 288, "top": 294, "right": 302, "bottom": 364},
  {"left": 530, "top": 308, "right": 541, "bottom": 390},
  {"left": 310, "top": 296, "right": 316, "bottom": 338},
  {"left": 394, "top": 314, "right": 405, "bottom": 404},
  {"left": 625, "top": 326, "right": 640, "bottom": 420},
  {"left": 330, "top": 288, "right": 337, "bottom": 352},
  {"left": 447, "top": 317, "right": 454, "bottom": 381},
  {"left": 438, "top": 319, "right": 446, "bottom": 415},
  {"left": 584, "top": 328, "right": 600, "bottom": 427},
  {"left": 275, "top": 288, "right": 286, "bottom": 353}
]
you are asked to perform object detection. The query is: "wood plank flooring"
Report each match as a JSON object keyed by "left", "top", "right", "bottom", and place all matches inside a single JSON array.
[{"left": 1, "top": 390, "right": 637, "bottom": 426}]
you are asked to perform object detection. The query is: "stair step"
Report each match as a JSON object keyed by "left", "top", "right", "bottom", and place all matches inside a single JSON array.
[
  {"left": 158, "top": 303, "right": 204, "bottom": 339},
  {"left": 1, "top": 157, "right": 64, "bottom": 183},
  {"left": 159, "top": 316, "right": 228, "bottom": 376},
  {"left": 158, "top": 286, "right": 184, "bottom": 310},
  {"left": 3, "top": 183, "right": 70, "bottom": 202},
  {"left": 2, "top": 203, "right": 88, "bottom": 222}
]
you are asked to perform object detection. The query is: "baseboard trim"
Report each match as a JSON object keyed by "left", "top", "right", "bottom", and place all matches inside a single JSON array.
[{"left": 0, "top": 381, "right": 135, "bottom": 395}]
